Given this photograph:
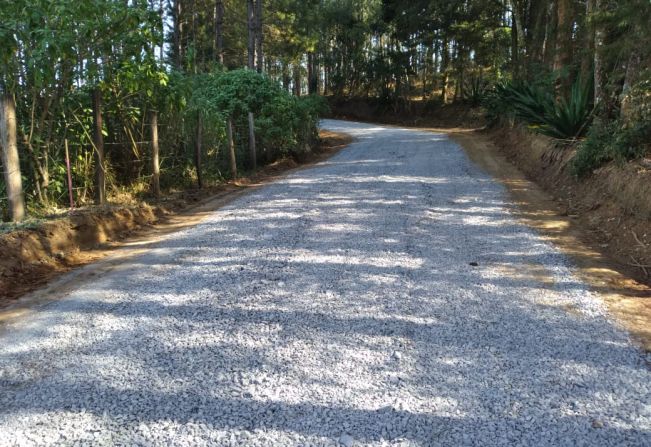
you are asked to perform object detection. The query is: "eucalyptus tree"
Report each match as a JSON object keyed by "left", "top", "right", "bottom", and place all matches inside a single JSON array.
[
  {"left": 0, "top": 92, "right": 24, "bottom": 222},
  {"left": 0, "top": 0, "right": 25, "bottom": 220}
]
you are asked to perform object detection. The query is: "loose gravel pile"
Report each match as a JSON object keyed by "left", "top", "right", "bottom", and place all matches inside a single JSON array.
[{"left": 1, "top": 120, "right": 649, "bottom": 446}]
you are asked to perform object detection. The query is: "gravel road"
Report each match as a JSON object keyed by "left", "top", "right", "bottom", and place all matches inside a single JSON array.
[{"left": 1, "top": 120, "right": 650, "bottom": 446}]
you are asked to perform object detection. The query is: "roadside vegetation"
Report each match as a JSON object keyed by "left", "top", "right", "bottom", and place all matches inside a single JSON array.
[
  {"left": 0, "top": 1, "right": 328, "bottom": 223},
  {"left": 1, "top": 0, "right": 650, "bottom": 224}
]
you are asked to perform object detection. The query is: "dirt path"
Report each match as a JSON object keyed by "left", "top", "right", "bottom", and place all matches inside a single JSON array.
[{"left": 0, "top": 120, "right": 649, "bottom": 446}]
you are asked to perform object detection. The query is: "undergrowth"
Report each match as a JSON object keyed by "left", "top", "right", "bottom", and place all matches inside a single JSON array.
[
  {"left": 572, "top": 119, "right": 651, "bottom": 177},
  {"left": 485, "top": 77, "right": 593, "bottom": 140}
]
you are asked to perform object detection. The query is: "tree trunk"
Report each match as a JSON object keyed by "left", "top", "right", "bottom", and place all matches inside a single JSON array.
[
  {"left": 282, "top": 61, "right": 291, "bottom": 92},
  {"left": 323, "top": 61, "right": 329, "bottom": 96},
  {"left": 247, "top": 0, "right": 255, "bottom": 70},
  {"left": 150, "top": 110, "right": 161, "bottom": 199},
  {"left": 159, "top": 0, "right": 165, "bottom": 61},
  {"left": 293, "top": 64, "right": 302, "bottom": 96},
  {"left": 554, "top": 0, "right": 574, "bottom": 92},
  {"left": 215, "top": 0, "right": 224, "bottom": 64},
  {"left": 227, "top": 119, "right": 237, "bottom": 178},
  {"left": 620, "top": 50, "right": 641, "bottom": 122},
  {"left": 195, "top": 114, "right": 203, "bottom": 188},
  {"left": 248, "top": 112, "right": 257, "bottom": 170},
  {"left": 511, "top": 2, "right": 519, "bottom": 78},
  {"left": 580, "top": 0, "right": 596, "bottom": 84},
  {"left": 172, "top": 0, "right": 184, "bottom": 69},
  {"left": 423, "top": 42, "right": 434, "bottom": 96},
  {"left": 593, "top": 0, "right": 605, "bottom": 105},
  {"left": 440, "top": 38, "right": 449, "bottom": 103},
  {"left": 255, "top": 0, "right": 264, "bottom": 73},
  {"left": 432, "top": 40, "right": 440, "bottom": 92},
  {"left": 512, "top": 0, "right": 527, "bottom": 76},
  {"left": 307, "top": 52, "right": 318, "bottom": 95},
  {"left": 456, "top": 44, "right": 465, "bottom": 102},
  {"left": 452, "top": 43, "right": 460, "bottom": 102},
  {"left": 543, "top": 1, "right": 557, "bottom": 68},
  {"left": 190, "top": 0, "right": 198, "bottom": 72},
  {"left": 92, "top": 88, "right": 105, "bottom": 205},
  {"left": 529, "top": 0, "right": 549, "bottom": 74},
  {"left": 0, "top": 93, "right": 25, "bottom": 222}
]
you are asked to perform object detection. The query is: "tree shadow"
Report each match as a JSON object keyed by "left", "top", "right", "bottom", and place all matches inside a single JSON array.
[{"left": 1, "top": 121, "right": 649, "bottom": 444}]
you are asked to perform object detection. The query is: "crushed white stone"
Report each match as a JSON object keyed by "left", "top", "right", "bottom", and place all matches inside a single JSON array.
[{"left": 0, "top": 120, "right": 649, "bottom": 446}]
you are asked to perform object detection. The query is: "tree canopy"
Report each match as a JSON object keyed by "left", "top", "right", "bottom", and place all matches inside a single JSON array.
[{"left": 0, "top": 0, "right": 649, "bottom": 221}]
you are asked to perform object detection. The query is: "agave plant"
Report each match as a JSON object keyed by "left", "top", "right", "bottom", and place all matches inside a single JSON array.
[
  {"left": 502, "top": 81, "right": 554, "bottom": 126},
  {"left": 538, "top": 78, "right": 593, "bottom": 139},
  {"left": 488, "top": 77, "right": 593, "bottom": 140},
  {"left": 463, "top": 76, "right": 490, "bottom": 106}
]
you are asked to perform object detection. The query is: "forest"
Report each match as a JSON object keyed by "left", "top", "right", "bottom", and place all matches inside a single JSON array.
[
  {"left": 1, "top": 0, "right": 649, "bottom": 222},
  {"left": 3, "top": 3, "right": 651, "bottom": 444}
]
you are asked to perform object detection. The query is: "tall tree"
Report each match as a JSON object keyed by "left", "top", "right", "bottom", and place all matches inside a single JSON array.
[
  {"left": 593, "top": 0, "right": 605, "bottom": 105},
  {"left": 215, "top": 0, "right": 225, "bottom": 64},
  {"left": 256, "top": 0, "right": 264, "bottom": 72},
  {"left": 1, "top": 92, "right": 25, "bottom": 221},
  {"left": 247, "top": 0, "right": 256, "bottom": 69},
  {"left": 172, "top": 0, "right": 184, "bottom": 69},
  {"left": 554, "top": 0, "right": 574, "bottom": 91}
]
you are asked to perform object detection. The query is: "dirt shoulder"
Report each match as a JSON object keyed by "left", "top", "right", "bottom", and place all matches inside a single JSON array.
[
  {"left": 446, "top": 127, "right": 651, "bottom": 352},
  {"left": 0, "top": 130, "right": 352, "bottom": 315}
]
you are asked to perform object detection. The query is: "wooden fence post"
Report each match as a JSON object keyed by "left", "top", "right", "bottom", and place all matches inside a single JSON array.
[
  {"left": 0, "top": 92, "right": 25, "bottom": 221},
  {"left": 64, "top": 138, "right": 74, "bottom": 209},
  {"left": 92, "top": 87, "right": 105, "bottom": 205},
  {"left": 248, "top": 112, "right": 257, "bottom": 170},
  {"left": 227, "top": 119, "right": 237, "bottom": 178},
  {"left": 195, "top": 114, "right": 203, "bottom": 189},
  {"left": 150, "top": 110, "right": 161, "bottom": 199}
]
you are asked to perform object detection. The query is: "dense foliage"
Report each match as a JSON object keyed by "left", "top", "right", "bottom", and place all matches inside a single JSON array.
[
  {"left": 1, "top": 0, "right": 650, "bottom": 220},
  {"left": 162, "top": 69, "right": 326, "bottom": 186},
  {"left": 486, "top": 78, "right": 593, "bottom": 139},
  {"left": 0, "top": 0, "right": 327, "bottom": 221}
]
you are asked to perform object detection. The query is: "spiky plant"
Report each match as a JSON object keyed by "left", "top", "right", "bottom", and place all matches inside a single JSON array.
[
  {"left": 488, "top": 78, "right": 593, "bottom": 140},
  {"left": 463, "top": 76, "right": 489, "bottom": 106},
  {"left": 539, "top": 78, "right": 593, "bottom": 139}
]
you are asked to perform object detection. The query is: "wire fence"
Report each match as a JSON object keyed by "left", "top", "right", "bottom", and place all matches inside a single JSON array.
[
  {"left": 0, "top": 113, "right": 266, "bottom": 218},
  {"left": 0, "top": 133, "right": 248, "bottom": 217}
]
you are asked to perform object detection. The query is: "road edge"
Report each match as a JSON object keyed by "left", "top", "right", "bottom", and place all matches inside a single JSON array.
[
  {"left": 447, "top": 129, "right": 651, "bottom": 354},
  {"left": 0, "top": 130, "right": 353, "bottom": 330}
]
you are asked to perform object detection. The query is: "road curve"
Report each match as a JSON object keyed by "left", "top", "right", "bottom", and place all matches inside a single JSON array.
[{"left": 1, "top": 120, "right": 649, "bottom": 446}]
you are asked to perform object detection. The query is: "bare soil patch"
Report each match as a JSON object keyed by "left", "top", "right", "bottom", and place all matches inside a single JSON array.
[
  {"left": 0, "top": 130, "right": 352, "bottom": 309},
  {"left": 448, "top": 127, "right": 651, "bottom": 351}
]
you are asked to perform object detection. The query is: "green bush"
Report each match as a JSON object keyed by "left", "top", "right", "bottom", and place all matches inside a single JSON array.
[
  {"left": 157, "top": 69, "right": 329, "bottom": 184},
  {"left": 572, "top": 118, "right": 651, "bottom": 177},
  {"left": 192, "top": 69, "right": 327, "bottom": 158}
]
